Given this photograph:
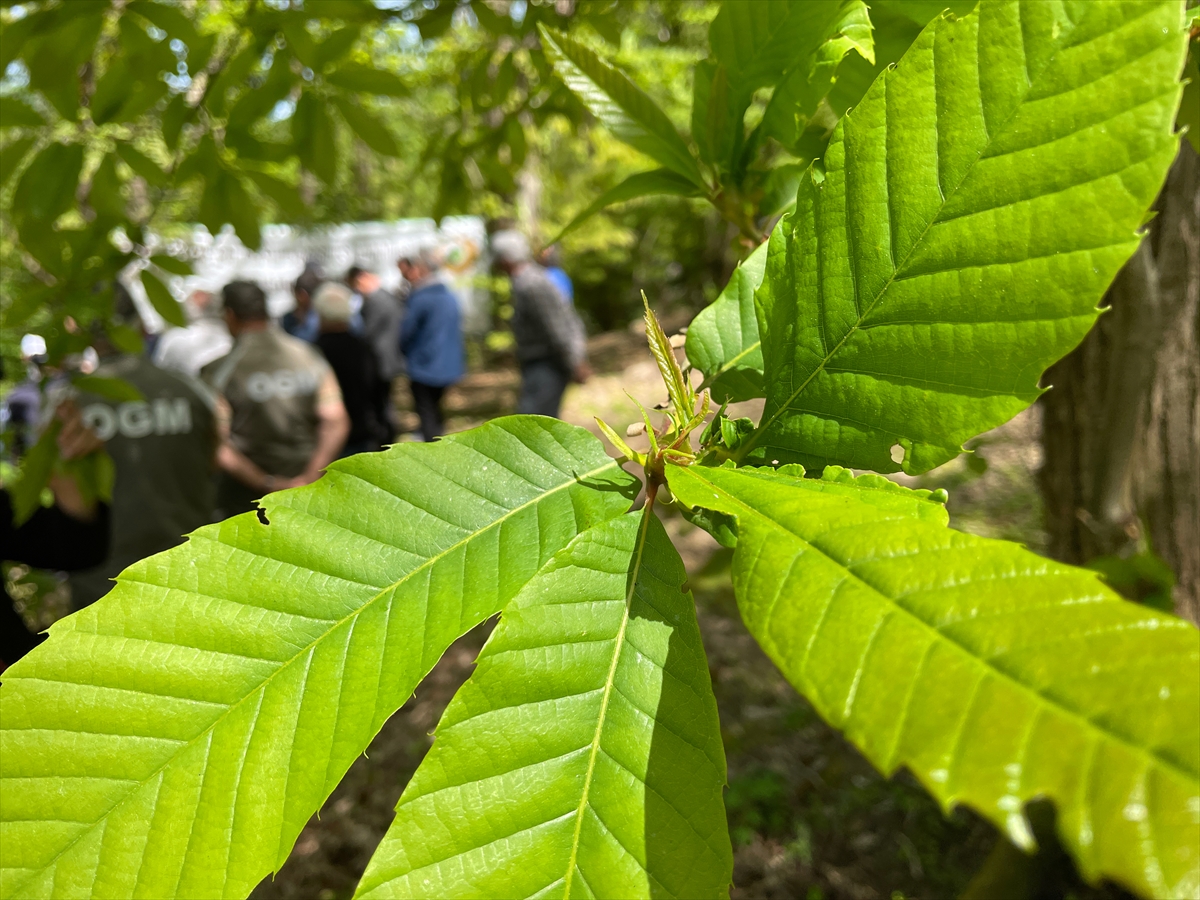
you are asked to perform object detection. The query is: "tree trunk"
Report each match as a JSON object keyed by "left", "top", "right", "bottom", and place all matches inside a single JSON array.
[{"left": 1038, "top": 142, "right": 1199, "bottom": 624}]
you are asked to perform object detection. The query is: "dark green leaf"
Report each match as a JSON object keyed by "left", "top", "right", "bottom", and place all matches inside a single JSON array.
[
  {"left": 12, "top": 141, "right": 82, "bottom": 226},
  {"left": 106, "top": 322, "right": 144, "bottom": 356},
  {"left": 282, "top": 17, "right": 319, "bottom": 69},
  {"left": 244, "top": 170, "right": 307, "bottom": 219},
  {"left": 551, "top": 168, "right": 703, "bottom": 243},
  {"left": 1181, "top": 43, "right": 1199, "bottom": 153},
  {"left": 0, "top": 136, "right": 35, "bottom": 188},
  {"left": 72, "top": 374, "right": 145, "bottom": 403},
  {"left": 8, "top": 419, "right": 60, "bottom": 526},
  {"left": 22, "top": 10, "right": 102, "bottom": 120},
  {"left": 227, "top": 51, "right": 293, "bottom": 131},
  {"left": 226, "top": 130, "right": 295, "bottom": 163},
  {"left": 293, "top": 91, "right": 338, "bottom": 183},
  {"left": 0, "top": 97, "right": 45, "bottom": 129},
  {"left": 708, "top": 0, "right": 871, "bottom": 98},
  {"left": 307, "top": 0, "right": 384, "bottom": 22},
  {"left": 757, "top": 163, "right": 807, "bottom": 217},
  {"left": 501, "top": 115, "right": 526, "bottom": 167},
  {"left": 223, "top": 172, "right": 263, "bottom": 250},
  {"left": 88, "top": 154, "right": 126, "bottom": 220},
  {"left": 207, "top": 40, "right": 261, "bottom": 118},
  {"left": 116, "top": 143, "right": 168, "bottom": 187},
  {"left": 475, "top": 155, "right": 516, "bottom": 195},
  {"left": 493, "top": 53, "right": 516, "bottom": 106},
  {"left": 128, "top": 0, "right": 200, "bottom": 47},
  {"left": 175, "top": 132, "right": 220, "bottom": 184},
  {"left": 161, "top": 93, "right": 190, "bottom": 151},
  {"left": 539, "top": 25, "right": 705, "bottom": 188},
  {"left": 314, "top": 24, "right": 362, "bottom": 70},
  {"left": 333, "top": 96, "right": 399, "bottom": 156},
  {"left": 149, "top": 254, "right": 192, "bottom": 276},
  {"left": 686, "top": 240, "right": 768, "bottom": 403},
  {"left": 140, "top": 268, "right": 186, "bottom": 327},
  {"left": 324, "top": 61, "right": 408, "bottom": 96}
]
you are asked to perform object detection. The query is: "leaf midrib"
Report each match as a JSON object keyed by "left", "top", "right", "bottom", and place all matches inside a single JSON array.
[
  {"left": 561, "top": 506, "right": 653, "bottom": 899},
  {"left": 5, "top": 457, "right": 625, "bottom": 897},
  {"left": 676, "top": 466, "right": 1198, "bottom": 787}
]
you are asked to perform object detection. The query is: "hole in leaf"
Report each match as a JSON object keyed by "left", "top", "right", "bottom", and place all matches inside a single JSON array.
[
  {"left": 256, "top": 507, "right": 270, "bottom": 526},
  {"left": 889, "top": 443, "right": 905, "bottom": 464}
]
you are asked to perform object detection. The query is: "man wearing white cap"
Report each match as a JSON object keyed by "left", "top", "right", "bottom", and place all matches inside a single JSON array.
[{"left": 491, "top": 229, "right": 590, "bottom": 419}]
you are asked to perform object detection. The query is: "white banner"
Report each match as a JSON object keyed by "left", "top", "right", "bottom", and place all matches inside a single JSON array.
[{"left": 127, "top": 217, "right": 491, "bottom": 335}]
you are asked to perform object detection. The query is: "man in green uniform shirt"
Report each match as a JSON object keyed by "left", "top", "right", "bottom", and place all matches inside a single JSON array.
[
  {"left": 202, "top": 280, "right": 350, "bottom": 517},
  {"left": 70, "top": 285, "right": 220, "bottom": 608}
]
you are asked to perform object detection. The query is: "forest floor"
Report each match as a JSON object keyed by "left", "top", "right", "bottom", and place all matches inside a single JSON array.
[{"left": 249, "top": 323, "right": 1130, "bottom": 900}]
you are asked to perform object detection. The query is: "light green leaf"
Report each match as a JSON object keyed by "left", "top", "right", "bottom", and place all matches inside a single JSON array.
[
  {"left": 667, "top": 462, "right": 1200, "bottom": 900},
  {"left": 356, "top": 510, "right": 731, "bottom": 900},
  {"left": 685, "top": 240, "right": 767, "bottom": 403},
  {"left": 0, "top": 418, "right": 639, "bottom": 900},
  {"left": 551, "top": 168, "right": 702, "bottom": 244},
  {"left": 325, "top": 62, "right": 409, "bottom": 97},
  {"left": 334, "top": 96, "right": 399, "bottom": 157},
  {"left": 139, "top": 268, "right": 187, "bottom": 328},
  {"left": 222, "top": 171, "right": 263, "bottom": 251},
  {"left": 744, "top": 0, "right": 1189, "bottom": 474},
  {"left": 539, "top": 25, "right": 705, "bottom": 189}
]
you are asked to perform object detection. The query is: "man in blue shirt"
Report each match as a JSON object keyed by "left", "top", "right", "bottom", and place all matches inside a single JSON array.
[
  {"left": 282, "top": 263, "right": 322, "bottom": 343},
  {"left": 398, "top": 249, "right": 464, "bottom": 441}
]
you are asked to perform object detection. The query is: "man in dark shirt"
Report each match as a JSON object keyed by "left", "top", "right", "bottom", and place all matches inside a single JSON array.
[
  {"left": 398, "top": 249, "right": 464, "bottom": 441},
  {"left": 491, "top": 229, "right": 591, "bottom": 418},
  {"left": 314, "top": 283, "right": 389, "bottom": 456},
  {"left": 69, "top": 288, "right": 221, "bottom": 608},
  {"left": 347, "top": 264, "right": 405, "bottom": 383}
]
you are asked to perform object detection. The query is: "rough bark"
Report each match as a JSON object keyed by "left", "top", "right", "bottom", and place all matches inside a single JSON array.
[{"left": 1038, "top": 142, "right": 1200, "bottom": 624}]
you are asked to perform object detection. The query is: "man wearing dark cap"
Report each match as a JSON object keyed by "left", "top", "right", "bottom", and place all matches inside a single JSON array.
[
  {"left": 282, "top": 263, "right": 324, "bottom": 343},
  {"left": 201, "top": 280, "right": 350, "bottom": 517}
]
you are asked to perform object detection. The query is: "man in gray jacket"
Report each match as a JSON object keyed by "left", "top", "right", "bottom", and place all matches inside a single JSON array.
[{"left": 491, "top": 229, "right": 590, "bottom": 418}]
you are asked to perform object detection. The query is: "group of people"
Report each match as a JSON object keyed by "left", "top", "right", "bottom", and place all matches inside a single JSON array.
[{"left": 2, "top": 228, "right": 589, "bottom": 668}]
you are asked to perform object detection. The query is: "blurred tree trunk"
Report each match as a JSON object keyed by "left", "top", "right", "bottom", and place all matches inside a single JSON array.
[{"left": 1038, "top": 142, "right": 1199, "bottom": 624}]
